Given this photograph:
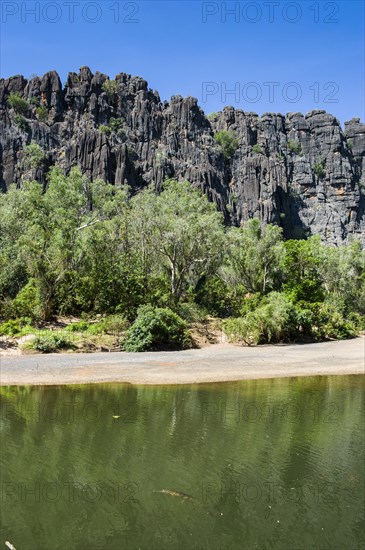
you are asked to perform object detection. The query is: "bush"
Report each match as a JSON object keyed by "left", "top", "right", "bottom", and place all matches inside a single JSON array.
[
  {"left": 30, "top": 331, "right": 74, "bottom": 353},
  {"left": 312, "top": 303, "right": 358, "bottom": 340},
  {"left": 30, "top": 96, "right": 40, "bottom": 107},
  {"left": 252, "top": 144, "right": 262, "bottom": 154},
  {"left": 103, "top": 315, "right": 129, "bottom": 335},
  {"left": 8, "top": 93, "right": 29, "bottom": 115},
  {"left": 176, "top": 302, "right": 208, "bottom": 323},
  {"left": 223, "top": 292, "right": 296, "bottom": 345},
  {"left": 313, "top": 161, "right": 325, "bottom": 178},
  {"left": 99, "top": 117, "right": 125, "bottom": 137},
  {"left": 68, "top": 316, "right": 129, "bottom": 336},
  {"left": 24, "top": 143, "right": 45, "bottom": 169},
  {"left": 14, "top": 114, "right": 28, "bottom": 131},
  {"left": 102, "top": 80, "right": 118, "bottom": 100},
  {"left": 11, "top": 280, "right": 42, "bottom": 321},
  {"left": 0, "top": 317, "right": 32, "bottom": 337},
  {"left": 65, "top": 320, "right": 91, "bottom": 332},
  {"left": 214, "top": 130, "right": 239, "bottom": 160},
  {"left": 287, "top": 139, "right": 301, "bottom": 154},
  {"left": 123, "top": 305, "right": 191, "bottom": 351},
  {"left": 36, "top": 106, "right": 48, "bottom": 122}
]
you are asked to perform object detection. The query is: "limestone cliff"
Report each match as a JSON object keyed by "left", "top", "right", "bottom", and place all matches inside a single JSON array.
[{"left": 1, "top": 66, "right": 364, "bottom": 244}]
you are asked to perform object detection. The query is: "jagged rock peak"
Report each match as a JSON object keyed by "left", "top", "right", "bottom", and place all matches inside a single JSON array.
[{"left": 0, "top": 67, "right": 364, "bottom": 245}]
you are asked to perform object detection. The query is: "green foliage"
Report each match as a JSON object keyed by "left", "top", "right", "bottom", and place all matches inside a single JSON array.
[
  {"left": 214, "top": 130, "right": 239, "bottom": 159},
  {"left": 102, "top": 80, "right": 118, "bottom": 100},
  {"left": 175, "top": 302, "right": 209, "bottom": 323},
  {"left": 1, "top": 164, "right": 363, "bottom": 347},
  {"left": 24, "top": 143, "right": 46, "bottom": 169},
  {"left": 131, "top": 179, "right": 224, "bottom": 304},
  {"left": 252, "top": 144, "right": 262, "bottom": 154},
  {"left": 283, "top": 238, "right": 325, "bottom": 303},
  {"left": 102, "top": 315, "right": 130, "bottom": 335},
  {"left": 223, "top": 292, "right": 296, "bottom": 345},
  {"left": 65, "top": 320, "right": 91, "bottom": 332},
  {"left": 29, "top": 96, "right": 40, "bottom": 107},
  {"left": 0, "top": 317, "right": 32, "bottom": 337},
  {"left": 194, "top": 276, "right": 239, "bottom": 317},
  {"left": 222, "top": 219, "right": 284, "bottom": 294},
  {"left": 155, "top": 151, "right": 168, "bottom": 167},
  {"left": 14, "top": 114, "right": 28, "bottom": 131},
  {"left": 313, "top": 160, "right": 325, "bottom": 178},
  {"left": 287, "top": 139, "right": 301, "bottom": 154},
  {"left": 11, "top": 280, "right": 42, "bottom": 321},
  {"left": 308, "top": 303, "right": 359, "bottom": 340},
  {"left": 99, "top": 117, "right": 125, "bottom": 137},
  {"left": 29, "top": 331, "right": 74, "bottom": 353},
  {"left": 36, "top": 106, "right": 48, "bottom": 122},
  {"left": 8, "top": 93, "right": 29, "bottom": 115},
  {"left": 123, "top": 306, "right": 191, "bottom": 351},
  {"left": 207, "top": 112, "right": 218, "bottom": 120}
]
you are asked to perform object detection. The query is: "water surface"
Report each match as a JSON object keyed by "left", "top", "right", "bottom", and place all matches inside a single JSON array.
[{"left": 0, "top": 376, "right": 364, "bottom": 549}]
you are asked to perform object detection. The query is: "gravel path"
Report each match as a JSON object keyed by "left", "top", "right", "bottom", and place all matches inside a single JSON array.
[{"left": 0, "top": 338, "right": 364, "bottom": 386}]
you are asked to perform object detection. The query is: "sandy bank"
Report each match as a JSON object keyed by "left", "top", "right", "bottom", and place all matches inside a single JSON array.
[{"left": 0, "top": 337, "right": 364, "bottom": 386}]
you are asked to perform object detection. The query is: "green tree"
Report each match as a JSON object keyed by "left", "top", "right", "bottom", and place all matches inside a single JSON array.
[
  {"left": 214, "top": 130, "right": 239, "bottom": 160},
  {"left": 283, "top": 237, "right": 325, "bottom": 303},
  {"left": 131, "top": 180, "right": 225, "bottom": 304},
  {"left": 222, "top": 219, "right": 284, "bottom": 295}
]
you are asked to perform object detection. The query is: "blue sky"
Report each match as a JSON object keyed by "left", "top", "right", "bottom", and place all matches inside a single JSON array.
[{"left": 1, "top": 0, "right": 364, "bottom": 124}]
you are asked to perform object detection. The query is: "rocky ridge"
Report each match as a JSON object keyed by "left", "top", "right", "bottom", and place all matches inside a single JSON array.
[{"left": 0, "top": 66, "right": 364, "bottom": 244}]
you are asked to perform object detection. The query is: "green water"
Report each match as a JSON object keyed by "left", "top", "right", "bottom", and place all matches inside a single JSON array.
[{"left": 0, "top": 376, "right": 364, "bottom": 550}]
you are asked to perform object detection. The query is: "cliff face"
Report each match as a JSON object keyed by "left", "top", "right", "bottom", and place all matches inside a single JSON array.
[{"left": 1, "top": 66, "right": 364, "bottom": 244}]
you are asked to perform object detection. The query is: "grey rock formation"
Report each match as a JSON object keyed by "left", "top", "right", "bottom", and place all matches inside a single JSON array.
[{"left": 0, "top": 67, "right": 364, "bottom": 244}]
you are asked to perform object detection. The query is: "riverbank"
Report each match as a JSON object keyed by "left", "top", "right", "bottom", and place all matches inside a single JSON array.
[{"left": 0, "top": 337, "right": 363, "bottom": 386}]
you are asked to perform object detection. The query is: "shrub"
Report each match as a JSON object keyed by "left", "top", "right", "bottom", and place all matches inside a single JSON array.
[
  {"left": 30, "top": 96, "right": 40, "bottom": 107},
  {"left": 223, "top": 292, "right": 296, "bottom": 345},
  {"left": 30, "top": 331, "right": 74, "bottom": 353},
  {"left": 103, "top": 315, "right": 129, "bottom": 335},
  {"left": 176, "top": 302, "right": 208, "bottom": 323},
  {"left": 155, "top": 151, "right": 168, "bottom": 167},
  {"left": 99, "top": 117, "right": 125, "bottom": 137},
  {"left": 14, "top": 114, "right": 28, "bottom": 131},
  {"left": 214, "top": 130, "right": 239, "bottom": 160},
  {"left": 102, "top": 80, "right": 118, "bottom": 100},
  {"left": 313, "top": 160, "right": 325, "bottom": 178},
  {"left": 239, "top": 293, "right": 262, "bottom": 316},
  {"left": 65, "top": 320, "right": 91, "bottom": 332},
  {"left": 11, "top": 280, "right": 42, "bottom": 321},
  {"left": 0, "top": 317, "right": 32, "bottom": 337},
  {"left": 313, "top": 303, "right": 358, "bottom": 340},
  {"left": 207, "top": 112, "right": 218, "bottom": 120},
  {"left": 24, "top": 143, "right": 45, "bottom": 169},
  {"left": 8, "top": 93, "right": 29, "bottom": 115},
  {"left": 287, "top": 139, "right": 301, "bottom": 154},
  {"left": 123, "top": 305, "right": 191, "bottom": 351},
  {"left": 36, "top": 106, "right": 48, "bottom": 122},
  {"left": 252, "top": 144, "right": 262, "bottom": 154},
  {"left": 82, "top": 322, "right": 104, "bottom": 335}
]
